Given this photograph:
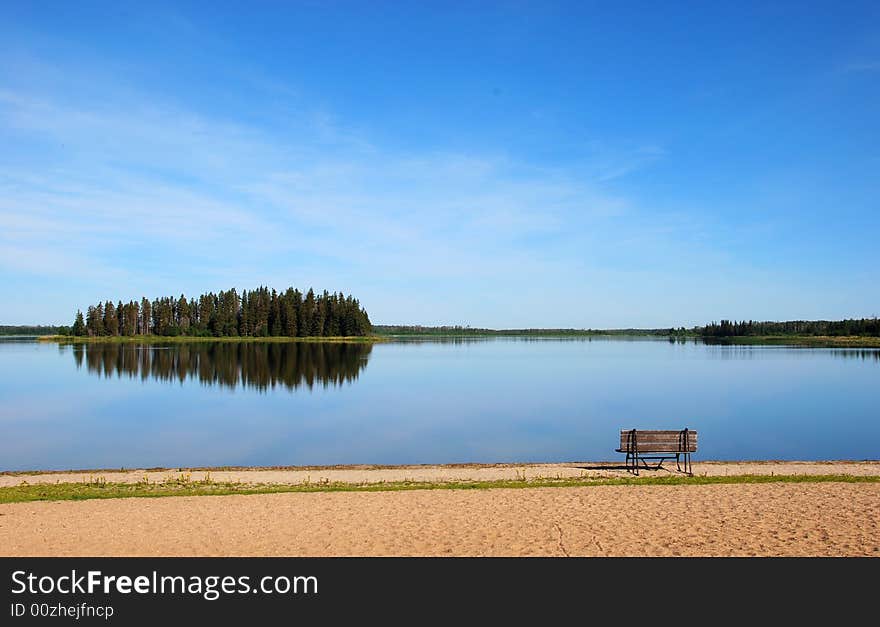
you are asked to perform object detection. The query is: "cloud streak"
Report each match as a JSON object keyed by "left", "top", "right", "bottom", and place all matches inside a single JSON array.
[
  {"left": 843, "top": 61, "right": 880, "bottom": 73},
  {"left": 4, "top": 52, "right": 846, "bottom": 328},
  {"left": 0, "top": 70, "right": 659, "bottom": 295}
]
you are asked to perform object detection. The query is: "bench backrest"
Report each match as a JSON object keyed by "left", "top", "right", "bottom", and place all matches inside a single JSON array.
[{"left": 619, "top": 429, "right": 697, "bottom": 453}]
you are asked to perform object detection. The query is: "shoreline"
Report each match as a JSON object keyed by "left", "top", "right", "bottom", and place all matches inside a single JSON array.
[
  {"left": 3, "top": 460, "right": 878, "bottom": 487},
  {"left": 704, "top": 335, "right": 880, "bottom": 348},
  {"left": 3, "top": 458, "right": 877, "bottom": 474},
  {"left": 38, "top": 334, "right": 385, "bottom": 344},
  {"left": 31, "top": 333, "right": 880, "bottom": 348}
]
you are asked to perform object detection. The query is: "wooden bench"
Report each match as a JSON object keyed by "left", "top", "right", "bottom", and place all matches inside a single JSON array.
[{"left": 616, "top": 429, "right": 696, "bottom": 476}]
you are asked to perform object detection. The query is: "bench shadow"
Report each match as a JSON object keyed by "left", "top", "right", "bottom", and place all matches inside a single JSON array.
[
  {"left": 573, "top": 464, "right": 688, "bottom": 473},
  {"left": 573, "top": 464, "right": 630, "bottom": 471}
]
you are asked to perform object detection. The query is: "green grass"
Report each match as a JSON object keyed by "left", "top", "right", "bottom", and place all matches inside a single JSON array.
[
  {"left": 40, "top": 335, "right": 387, "bottom": 344},
  {"left": 2, "top": 473, "right": 877, "bottom": 505}
]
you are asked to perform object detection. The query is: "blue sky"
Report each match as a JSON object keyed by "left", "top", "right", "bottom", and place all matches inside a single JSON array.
[{"left": 1, "top": 1, "right": 878, "bottom": 327}]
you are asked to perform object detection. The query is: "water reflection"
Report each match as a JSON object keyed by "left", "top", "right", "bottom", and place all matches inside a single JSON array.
[
  {"left": 70, "top": 342, "right": 372, "bottom": 390},
  {"left": 693, "top": 342, "right": 880, "bottom": 361},
  {"left": 388, "top": 334, "right": 880, "bottom": 359},
  {"left": 831, "top": 348, "right": 880, "bottom": 361},
  {"left": 2, "top": 337, "right": 878, "bottom": 470}
]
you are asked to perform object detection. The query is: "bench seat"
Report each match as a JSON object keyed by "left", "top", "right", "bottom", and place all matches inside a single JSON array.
[{"left": 617, "top": 429, "right": 696, "bottom": 476}]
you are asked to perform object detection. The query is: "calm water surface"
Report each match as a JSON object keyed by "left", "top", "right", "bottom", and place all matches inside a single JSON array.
[{"left": 1, "top": 338, "right": 878, "bottom": 470}]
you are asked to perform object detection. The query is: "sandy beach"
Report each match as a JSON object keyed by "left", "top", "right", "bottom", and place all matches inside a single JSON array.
[
  {"left": 3, "top": 460, "right": 878, "bottom": 487},
  {"left": 1, "top": 462, "right": 878, "bottom": 557}
]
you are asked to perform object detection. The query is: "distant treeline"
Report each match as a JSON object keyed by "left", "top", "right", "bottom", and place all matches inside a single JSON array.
[
  {"left": 66, "top": 287, "right": 372, "bottom": 337},
  {"left": 375, "top": 320, "right": 880, "bottom": 339},
  {"left": 0, "top": 325, "right": 60, "bottom": 336},
  {"left": 373, "top": 325, "right": 670, "bottom": 336},
  {"left": 696, "top": 318, "right": 880, "bottom": 338}
]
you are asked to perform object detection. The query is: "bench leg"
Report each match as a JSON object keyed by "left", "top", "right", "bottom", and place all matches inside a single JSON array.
[
  {"left": 625, "top": 450, "right": 640, "bottom": 476},
  {"left": 626, "top": 451, "right": 637, "bottom": 476},
  {"left": 676, "top": 452, "right": 693, "bottom": 476},
  {"left": 625, "top": 452, "right": 692, "bottom": 476}
]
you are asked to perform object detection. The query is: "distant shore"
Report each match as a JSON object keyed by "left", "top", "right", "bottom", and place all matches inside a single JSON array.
[
  {"left": 34, "top": 333, "right": 880, "bottom": 348},
  {"left": 702, "top": 335, "right": 880, "bottom": 348},
  {"left": 38, "top": 334, "right": 386, "bottom": 344}
]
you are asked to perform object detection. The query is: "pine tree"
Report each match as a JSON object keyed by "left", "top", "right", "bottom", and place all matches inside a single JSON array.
[
  {"left": 270, "top": 290, "right": 282, "bottom": 336},
  {"left": 71, "top": 285, "right": 373, "bottom": 339},
  {"left": 239, "top": 291, "right": 250, "bottom": 336},
  {"left": 101, "top": 301, "right": 117, "bottom": 336},
  {"left": 188, "top": 297, "right": 198, "bottom": 331},
  {"left": 292, "top": 289, "right": 303, "bottom": 335},
  {"left": 301, "top": 289, "right": 316, "bottom": 337},
  {"left": 140, "top": 298, "right": 151, "bottom": 335},
  {"left": 126, "top": 301, "right": 138, "bottom": 336},
  {"left": 94, "top": 303, "right": 105, "bottom": 336},
  {"left": 177, "top": 295, "right": 191, "bottom": 333},
  {"left": 72, "top": 310, "right": 86, "bottom": 336},
  {"left": 281, "top": 288, "right": 297, "bottom": 337},
  {"left": 312, "top": 291, "right": 327, "bottom": 336},
  {"left": 116, "top": 300, "right": 125, "bottom": 335}
]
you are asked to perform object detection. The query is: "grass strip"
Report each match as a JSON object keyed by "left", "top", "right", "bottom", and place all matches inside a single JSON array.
[{"left": 1, "top": 474, "right": 878, "bottom": 505}]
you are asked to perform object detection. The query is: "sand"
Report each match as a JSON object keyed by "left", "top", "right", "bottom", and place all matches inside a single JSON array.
[
  {"left": 2, "top": 482, "right": 878, "bottom": 556},
  {"left": 2, "top": 460, "right": 878, "bottom": 487}
]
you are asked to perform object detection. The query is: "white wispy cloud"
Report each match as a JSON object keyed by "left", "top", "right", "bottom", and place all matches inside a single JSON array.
[
  {"left": 0, "top": 71, "right": 656, "bottom": 285},
  {"left": 2, "top": 54, "right": 744, "bottom": 326},
  {"left": 843, "top": 61, "right": 880, "bottom": 73}
]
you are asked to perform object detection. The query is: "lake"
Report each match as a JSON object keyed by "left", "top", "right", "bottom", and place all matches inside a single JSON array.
[{"left": 0, "top": 337, "right": 878, "bottom": 470}]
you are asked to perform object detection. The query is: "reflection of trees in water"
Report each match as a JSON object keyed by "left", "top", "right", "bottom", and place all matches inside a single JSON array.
[
  {"left": 696, "top": 343, "right": 880, "bottom": 361},
  {"left": 827, "top": 348, "right": 880, "bottom": 361},
  {"left": 390, "top": 336, "right": 601, "bottom": 344},
  {"left": 73, "top": 342, "right": 372, "bottom": 390}
]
